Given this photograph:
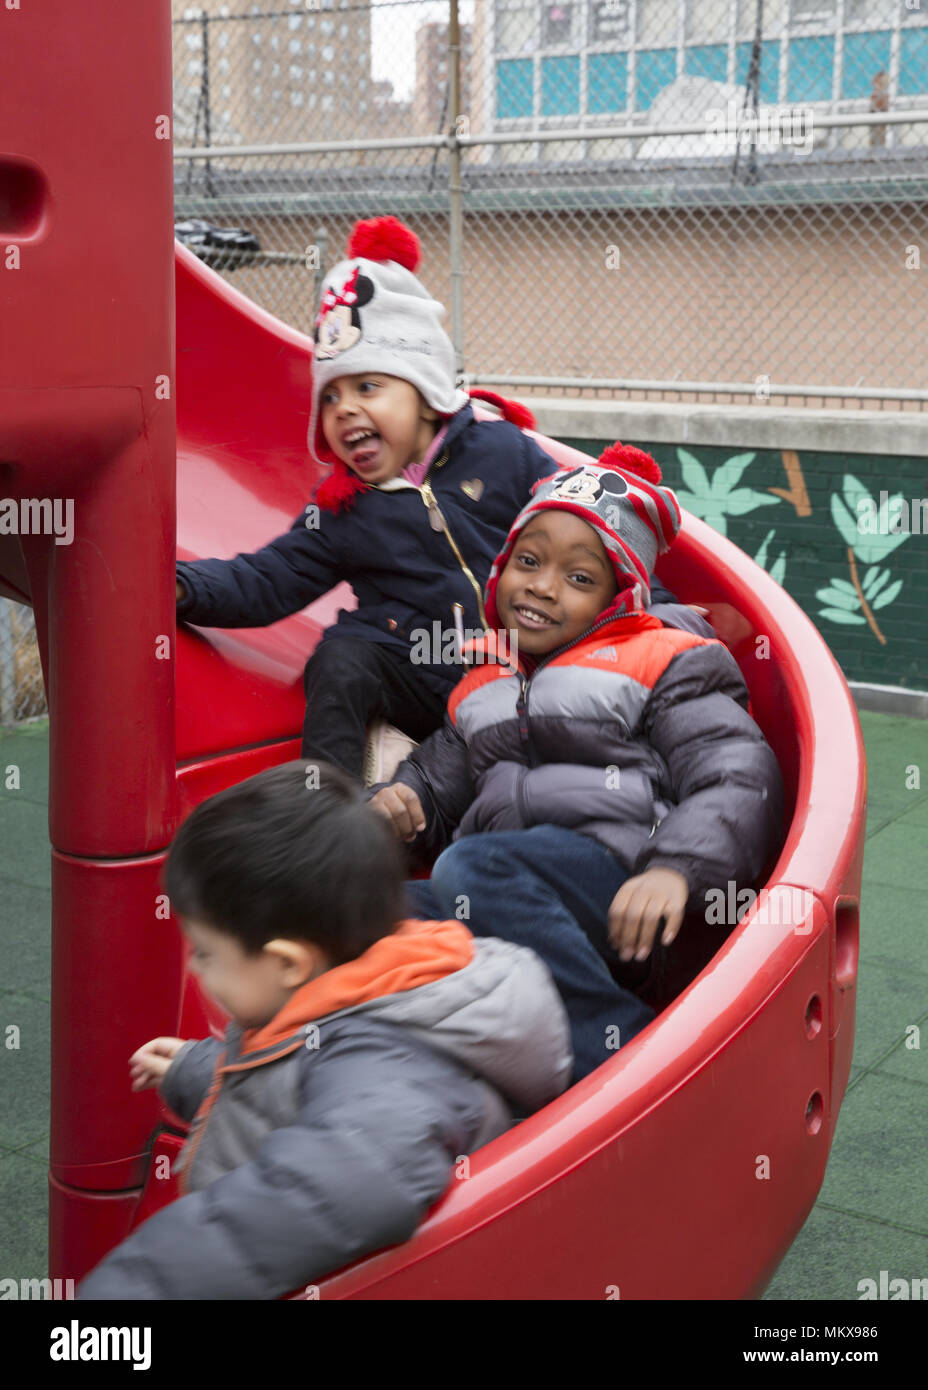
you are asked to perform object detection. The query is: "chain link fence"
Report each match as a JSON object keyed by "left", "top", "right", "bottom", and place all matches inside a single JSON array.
[
  {"left": 172, "top": 0, "right": 928, "bottom": 409},
  {"left": 0, "top": 599, "right": 46, "bottom": 727}
]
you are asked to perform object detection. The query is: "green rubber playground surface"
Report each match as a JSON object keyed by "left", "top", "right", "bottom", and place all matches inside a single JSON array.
[{"left": 1, "top": 712, "right": 926, "bottom": 1299}]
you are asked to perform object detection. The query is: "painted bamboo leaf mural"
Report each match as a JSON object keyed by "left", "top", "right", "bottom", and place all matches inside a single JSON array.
[
  {"left": 817, "top": 475, "right": 909, "bottom": 645},
  {"left": 754, "top": 529, "right": 788, "bottom": 586},
  {"left": 675, "top": 449, "right": 781, "bottom": 536}
]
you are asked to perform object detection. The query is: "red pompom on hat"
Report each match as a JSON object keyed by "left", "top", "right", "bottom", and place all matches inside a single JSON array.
[
  {"left": 346, "top": 216, "right": 421, "bottom": 273},
  {"left": 598, "top": 442, "right": 663, "bottom": 485}
]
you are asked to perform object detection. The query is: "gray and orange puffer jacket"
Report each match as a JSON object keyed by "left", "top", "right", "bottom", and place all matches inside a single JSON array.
[
  {"left": 391, "top": 611, "right": 785, "bottom": 906},
  {"left": 77, "top": 919, "right": 571, "bottom": 1301}
]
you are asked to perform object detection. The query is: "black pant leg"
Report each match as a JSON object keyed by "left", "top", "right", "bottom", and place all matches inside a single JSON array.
[{"left": 301, "top": 637, "right": 451, "bottom": 778}]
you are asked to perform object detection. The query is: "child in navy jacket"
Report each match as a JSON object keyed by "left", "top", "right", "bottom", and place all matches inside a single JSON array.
[{"left": 176, "top": 217, "right": 709, "bottom": 779}]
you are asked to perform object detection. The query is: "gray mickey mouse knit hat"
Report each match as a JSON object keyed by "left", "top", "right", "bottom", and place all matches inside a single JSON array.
[{"left": 308, "top": 217, "right": 468, "bottom": 485}]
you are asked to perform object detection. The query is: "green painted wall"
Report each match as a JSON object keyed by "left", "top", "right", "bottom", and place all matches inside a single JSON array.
[{"left": 560, "top": 438, "right": 928, "bottom": 691}]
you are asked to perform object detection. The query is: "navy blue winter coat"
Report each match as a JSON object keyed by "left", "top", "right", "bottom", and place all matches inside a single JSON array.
[{"left": 177, "top": 404, "right": 703, "bottom": 697}]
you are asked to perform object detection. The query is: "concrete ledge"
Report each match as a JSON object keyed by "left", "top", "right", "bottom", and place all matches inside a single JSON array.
[
  {"left": 529, "top": 398, "right": 928, "bottom": 457},
  {"left": 849, "top": 682, "right": 928, "bottom": 718}
]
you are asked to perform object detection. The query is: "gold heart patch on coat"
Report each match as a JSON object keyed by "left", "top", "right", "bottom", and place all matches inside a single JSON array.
[{"left": 461, "top": 478, "right": 484, "bottom": 501}]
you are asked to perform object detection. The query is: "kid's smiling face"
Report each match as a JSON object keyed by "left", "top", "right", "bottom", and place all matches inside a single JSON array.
[
  {"left": 495, "top": 511, "right": 619, "bottom": 656},
  {"left": 320, "top": 373, "right": 439, "bottom": 484}
]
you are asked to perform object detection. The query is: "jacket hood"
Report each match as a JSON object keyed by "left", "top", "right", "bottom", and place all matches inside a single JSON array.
[
  {"left": 232, "top": 918, "right": 571, "bottom": 1112},
  {"left": 237, "top": 918, "right": 474, "bottom": 1059},
  {"left": 344, "top": 935, "right": 572, "bottom": 1112}
]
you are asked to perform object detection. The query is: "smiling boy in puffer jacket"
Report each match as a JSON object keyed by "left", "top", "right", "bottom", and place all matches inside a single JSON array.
[
  {"left": 77, "top": 761, "right": 571, "bottom": 1301},
  {"left": 370, "top": 447, "right": 785, "bottom": 1082}
]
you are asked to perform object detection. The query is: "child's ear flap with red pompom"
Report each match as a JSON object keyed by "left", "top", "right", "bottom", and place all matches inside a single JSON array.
[
  {"left": 598, "top": 442, "right": 663, "bottom": 484},
  {"left": 467, "top": 388, "right": 536, "bottom": 430}
]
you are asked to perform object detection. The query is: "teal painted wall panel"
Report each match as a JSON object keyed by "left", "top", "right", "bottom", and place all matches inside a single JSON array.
[
  {"left": 842, "top": 31, "right": 892, "bottom": 100},
  {"left": 588, "top": 51, "right": 628, "bottom": 113},
  {"left": 735, "top": 40, "right": 780, "bottom": 104},
  {"left": 497, "top": 59, "right": 534, "bottom": 119},
  {"left": 541, "top": 55, "right": 580, "bottom": 116},
  {"left": 558, "top": 438, "right": 928, "bottom": 691},
  {"left": 636, "top": 49, "right": 677, "bottom": 111},
  {"left": 685, "top": 44, "right": 728, "bottom": 84}
]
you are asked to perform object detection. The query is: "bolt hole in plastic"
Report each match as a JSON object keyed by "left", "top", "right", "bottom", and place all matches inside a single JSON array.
[
  {"left": 834, "top": 898, "right": 860, "bottom": 988},
  {"left": 804, "top": 993, "right": 823, "bottom": 1039},
  {"left": 805, "top": 1091, "right": 824, "bottom": 1136},
  {"left": 0, "top": 157, "right": 49, "bottom": 237}
]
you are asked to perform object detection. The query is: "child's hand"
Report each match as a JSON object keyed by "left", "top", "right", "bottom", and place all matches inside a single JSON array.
[
  {"left": 607, "top": 868, "right": 689, "bottom": 962},
  {"left": 368, "top": 783, "right": 426, "bottom": 841},
  {"left": 176, "top": 580, "right": 185, "bottom": 602},
  {"left": 129, "top": 1037, "right": 187, "bottom": 1092}
]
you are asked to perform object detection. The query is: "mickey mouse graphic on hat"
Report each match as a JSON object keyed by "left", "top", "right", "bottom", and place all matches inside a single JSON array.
[
  {"left": 548, "top": 466, "right": 628, "bottom": 507},
  {"left": 314, "top": 265, "right": 376, "bottom": 361}
]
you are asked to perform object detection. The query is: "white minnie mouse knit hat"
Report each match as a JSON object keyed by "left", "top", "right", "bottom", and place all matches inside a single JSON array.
[{"left": 308, "top": 217, "right": 468, "bottom": 508}]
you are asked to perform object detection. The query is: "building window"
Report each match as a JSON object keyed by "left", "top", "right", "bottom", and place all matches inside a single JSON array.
[
  {"left": 685, "top": 1, "right": 727, "bottom": 46},
  {"left": 899, "top": 28, "right": 928, "bottom": 96},
  {"left": 290, "top": 64, "right": 303, "bottom": 79},
  {"left": 636, "top": 48, "right": 677, "bottom": 110},
  {"left": 789, "top": 0, "right": 835, "bottom": 21},
  {"left": 735, "top": 39, "right": 781, "bottom": 104},
  {"left": 290, "top": 39, "right": 302, "bottom": 53},
  {"left": 684, "top": 44, "right": 728, "bottom": 83},
  {"left": 844, "top": 0, "right": 894, "bottom": 22},
  {"left": 588, "top": 51, "right": 627, "bottom": 112},
  {"left": 588, "top": 0, "right": 630, "bottom": 46},
  {"left": 637, "top": 0, "right": 678, "bottom": 49},
  {"left": 541, "top": 54, "right": 580, "bottom": 114},
  {"left": 290, "top": 91, "right": 304, "bottom": 106},
  {"left": 496, "top": 57, "right": 534, "bottom": 118},
  {"left": 497, "top": 3, "right": 535, "bottom": 55},
  {"left": 787, "top": 34, "right": 835, "bottom": 102},
  {"left": 322, "top": 44, "right": 335, "bottom": 61},
  {"left": 736, "top": 0, "right": 786, "bottom": 38},
  {"left": 542, "top": 4, "right": 574, "bottom": 47},
  {"left": 322, "top": 94, "right": 334, "bottom": 111},
  {"left": 842, "top": 31, "right": 891, "bottom": 100}
]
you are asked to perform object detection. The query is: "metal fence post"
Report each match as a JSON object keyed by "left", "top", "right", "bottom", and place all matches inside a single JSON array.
[
  {"left": 0, "top": 599, "right": 15, "bottom": 726},
  {"left": 448, "top": 0, "right": 465, "bottom": 382}
]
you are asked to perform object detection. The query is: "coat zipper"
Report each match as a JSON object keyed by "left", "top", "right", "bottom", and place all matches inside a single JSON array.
[
  {"left": 515, "top": 609, "right": 636, "bottom": 764},
  {"left": 419, "top": 472, "right": 490, "bottom": 633}
]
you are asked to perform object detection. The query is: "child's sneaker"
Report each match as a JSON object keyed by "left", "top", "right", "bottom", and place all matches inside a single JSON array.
[{"left": 363, "top": 720, "right": 419, "bottom": 787}]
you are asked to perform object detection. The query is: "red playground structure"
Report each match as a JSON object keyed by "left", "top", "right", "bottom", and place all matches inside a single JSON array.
[{"left": 0, "top": 2, "right": 864, "bottom": 1298}]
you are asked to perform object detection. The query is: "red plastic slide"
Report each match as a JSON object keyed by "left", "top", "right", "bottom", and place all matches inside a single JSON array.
[{"left": 0, "top": 1, "right": 864, "bottom": 1298}]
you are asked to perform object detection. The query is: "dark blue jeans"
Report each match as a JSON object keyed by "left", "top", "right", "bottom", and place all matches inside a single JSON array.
[{"left": 404, "top": 826, "right": 656, "bottom": 1084}]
